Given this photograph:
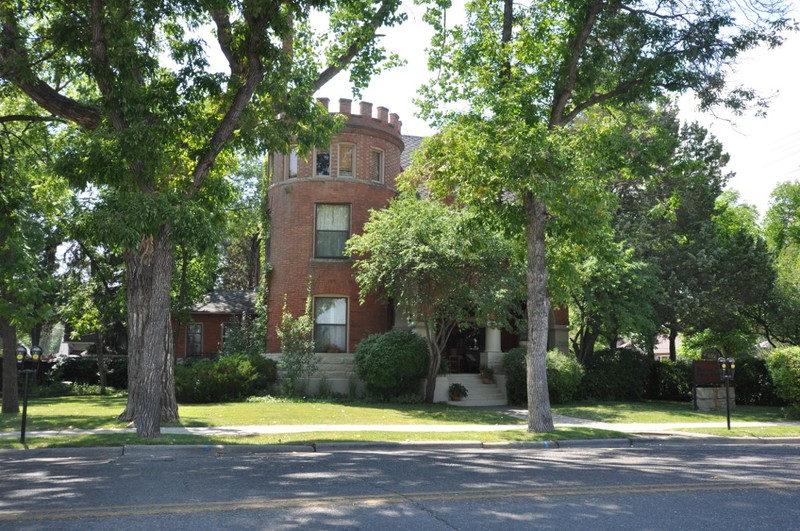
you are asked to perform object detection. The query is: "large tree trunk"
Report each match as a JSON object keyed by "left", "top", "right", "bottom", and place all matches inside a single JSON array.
[
  {"left": 1, "top": 315, "right": 19, "bottom": 413},
  {"left": 161, "top": 324, "right": 178, "bottom": 422},
  {"left": 117, "top": 228, "right": 177, "bottom": 437},
  {"left": 575, "top": 328, "right": 599, "bottom": 364},
  {"left": 668, "top": 327, "right": 678, "bottom": 361},
  {"left": 524, "top": 193, "right": 554, "bottom": 433},
  {"left": 423, "top": 320, "right": 442, "bottom": 403},
  {"left": 97, "top": 329, "right": 107, "bottom": 390},
  {"left": 424, "top": 352, "right": 440, "bottom": 403}
]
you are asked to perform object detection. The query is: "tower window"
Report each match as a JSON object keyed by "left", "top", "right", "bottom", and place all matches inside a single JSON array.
[
  {"left": 339, "top": 144, "right": 355, "bottom": 177},
  {"left": 315, "top": 147, "right": 330, "bottom": 176},
  {"left": 287, "top": 150, "right": 298, "bottom": 179},
  {"left": 315, "top": 204, "right": 350, "bottom": 258},
  {"left": 370, "top": 148, "right": 384, "bottom": 182}
]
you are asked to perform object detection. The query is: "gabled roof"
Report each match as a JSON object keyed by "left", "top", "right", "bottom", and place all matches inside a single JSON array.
[{"left": 191, "top": 290, "right": 257, "bottom": 315}]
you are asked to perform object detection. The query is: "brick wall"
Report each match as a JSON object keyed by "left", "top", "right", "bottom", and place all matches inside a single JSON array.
[
  {"left": 173, "top": 314, "right": 232, "bottom": 359},
  {"left": 267, "top": 100, "right": 403, "bottom": 353}
]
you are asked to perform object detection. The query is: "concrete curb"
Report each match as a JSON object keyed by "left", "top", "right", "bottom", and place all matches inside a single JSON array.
[
  {"left": 0, "top": 446, "right": 124, "bottom": 459},
  {"left": 2, "top": 436, "right": 799, "bottom": 460},
  {"left": 122, "top": 443, "right": 316, "bottom": 457}
]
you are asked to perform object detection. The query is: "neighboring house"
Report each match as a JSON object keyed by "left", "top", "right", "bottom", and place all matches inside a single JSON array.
[
  {"left": 265, "top": 98, "right": 569, "bottom": 401},
  {"left": 173, "top": 290, "right": 257, "bottom": 359}
]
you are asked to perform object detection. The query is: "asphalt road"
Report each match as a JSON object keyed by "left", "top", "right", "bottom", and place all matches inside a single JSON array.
[{"left": 1, "top": 441, "right": 799, "bottom": 530}]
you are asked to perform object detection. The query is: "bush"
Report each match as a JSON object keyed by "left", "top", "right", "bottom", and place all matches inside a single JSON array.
[
  {"left": 582, "top": 348, "right": 654, "bottom": 401},
  {"left": 105, "top": 357, "right": 129, "bottom": 390},
  {"left": 546, "top": 349, "right": 584, "bottom": 404},
  {"left": 766, "top": 347, "right": 800, "bottom": 417},
  {"left": 503, "top": 347, "right": 585, "bottom": 405},
  {"left": 175, "top": 353, "right": 278, "bottom": 403},
  {"left": 732, "top": 355, "right": 783, "bottom": 406},
  {"left": 49, "top": 355, "right": 99, "bottom": 385},
  {"left": 354, "top": 330, "right": 428, "bottom": 400},
  {"left": 503, "top": 347, "right": 527, "bottom": 405},
  {"left": 647, "top": 359, "right": 693, "bottom": 402},
  {"left": 276, "top": 298, "right": 317, "bottom": 396}
]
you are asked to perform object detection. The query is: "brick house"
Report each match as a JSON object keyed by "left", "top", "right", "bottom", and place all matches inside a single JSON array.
[
  {"left": 173, "top": 290, "right": 256, "bottom": 359},
  {"left": 265, "top": 98, "right": 568, "bottom": 402}
]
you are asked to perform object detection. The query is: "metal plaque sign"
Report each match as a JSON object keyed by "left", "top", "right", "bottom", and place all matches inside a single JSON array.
[{"left": 693, "top": 360, "right": 723, "bottom": 386}]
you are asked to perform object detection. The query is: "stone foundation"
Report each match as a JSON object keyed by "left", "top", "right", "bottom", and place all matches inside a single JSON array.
[{"left": 694, "top": 386, "right": 735, "bottom": 412}]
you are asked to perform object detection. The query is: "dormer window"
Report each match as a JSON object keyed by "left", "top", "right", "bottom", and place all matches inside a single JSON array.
[{"left": 339, "top": 144, "right": 355, "bottom": 177}]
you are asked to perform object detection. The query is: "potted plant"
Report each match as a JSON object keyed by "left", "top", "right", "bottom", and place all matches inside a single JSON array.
[
  {"left": 448, "top": 382, "right": 468, "bottom": 401},
  {"left": 480, "top": 365, "right": 494, "bottom": 384}
]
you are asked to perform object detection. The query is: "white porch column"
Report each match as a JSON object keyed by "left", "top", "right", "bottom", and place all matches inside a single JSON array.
[{"left": 481, "top": 326, "right": 504, "bottom": 369}]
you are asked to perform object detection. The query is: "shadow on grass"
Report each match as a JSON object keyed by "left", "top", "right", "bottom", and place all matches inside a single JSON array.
[{"left": 1, "top": 396, "right": 129, "bottom": 432}]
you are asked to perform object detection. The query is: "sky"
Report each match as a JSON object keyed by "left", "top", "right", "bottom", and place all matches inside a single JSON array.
[{"left": 315, "top": 0, "right": 800, "bottom": 218}]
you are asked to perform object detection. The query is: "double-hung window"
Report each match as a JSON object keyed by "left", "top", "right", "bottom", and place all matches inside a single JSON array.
[
  {"left": 315, "top": 204, "right": 350, "bottom": 258},
  {"left": 186, "top": 323, "right": 203, "bottom": 357},
  {"left": 314, "top": 297, "right": 347, "bottom": 352}
]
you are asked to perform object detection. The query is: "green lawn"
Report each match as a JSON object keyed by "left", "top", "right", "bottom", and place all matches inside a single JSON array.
[
  {"left": 1, "top": 396, "right": 797, "bottom": 449},
  {"left": 552, "top": 400, "right": 787, "bottom": 423},
  {"left": 0, "top": 396, "right": 525, "bottom": 432}
]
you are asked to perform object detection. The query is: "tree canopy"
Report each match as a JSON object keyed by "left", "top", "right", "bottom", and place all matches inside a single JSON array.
[
  {"left": 1, "top": 0, "right": 406, "bottom": 436},
  {"left": 347, "top": 193, "right": 524, "bottom": 402},
  {"left": 411, "top": 0, "right": 791, "bottom": 432}
]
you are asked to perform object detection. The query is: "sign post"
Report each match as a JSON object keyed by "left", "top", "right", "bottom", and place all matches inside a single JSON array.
[
  {"left": 717, "top": 356, "right": 736, "bottom": 430},
  {"left": 16, "top": 345, "right": 43, "bottom": 444}
]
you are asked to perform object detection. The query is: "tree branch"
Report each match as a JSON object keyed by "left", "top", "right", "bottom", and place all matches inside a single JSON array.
[
  {"left": 209, "top": 7, "right": 242, "bottom": 77},
  {"left": 189, "top": 8, "right": 270, "bottom": 196},
  {"left": 312, "top": 0, "right": 397, "bottom": 91},
  {"left": 0, "top": 114, "right": 62, "bottom": 124},
  {"left": 90, "top": 0, "right": 126, "bottom": 131},
  {"left": 550, "top": 0, "right": 604, "bottom": 128},
  {"left": 0, "top": 7, "right": 102, "bottom": 129}
]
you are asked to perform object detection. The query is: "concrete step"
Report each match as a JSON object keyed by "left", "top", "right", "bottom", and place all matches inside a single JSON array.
[{"left": 446, "top": 373, "right": 506, "bottom": 407}]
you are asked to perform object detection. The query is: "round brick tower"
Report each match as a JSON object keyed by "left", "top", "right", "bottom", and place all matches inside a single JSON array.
[{"left": 266, "top": 98, "right": 404, "bottom": 355}]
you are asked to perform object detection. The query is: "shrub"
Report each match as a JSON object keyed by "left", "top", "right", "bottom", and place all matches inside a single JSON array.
[
  {"left": 105, "top": 357, "right": 129, "bottom": 390},
  {"left": 276, "top": 297, "right": 317, "bottom": 396},
  {"left": 503, "top": 347, "right": 527, "bottom": 405},
  {"left": 732, "top": 355, "right": 782, "bottom": 406},
  {"left": 582, "top": 348, "right": 654, "bottom": 401},
  {"left": 546, "top": 349, "right": 584, "bottom": 404},
  {"left": 175, "top": 353, "right": 278, "bottom": 403},
  {"left": 503, "top": 347, "right": 584, "bottom": 405},
  {"left": 49, "top": 355, "right": 99, "bottom": 385},
  {"left": 354, "top": 330, "right": 428, "bottom": 400},
  {"left": 766, "top": 347, "right": 800, "bottom": 417},
  {"left": 647, "top": 359, "right": 693, "bottom": 402}
]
